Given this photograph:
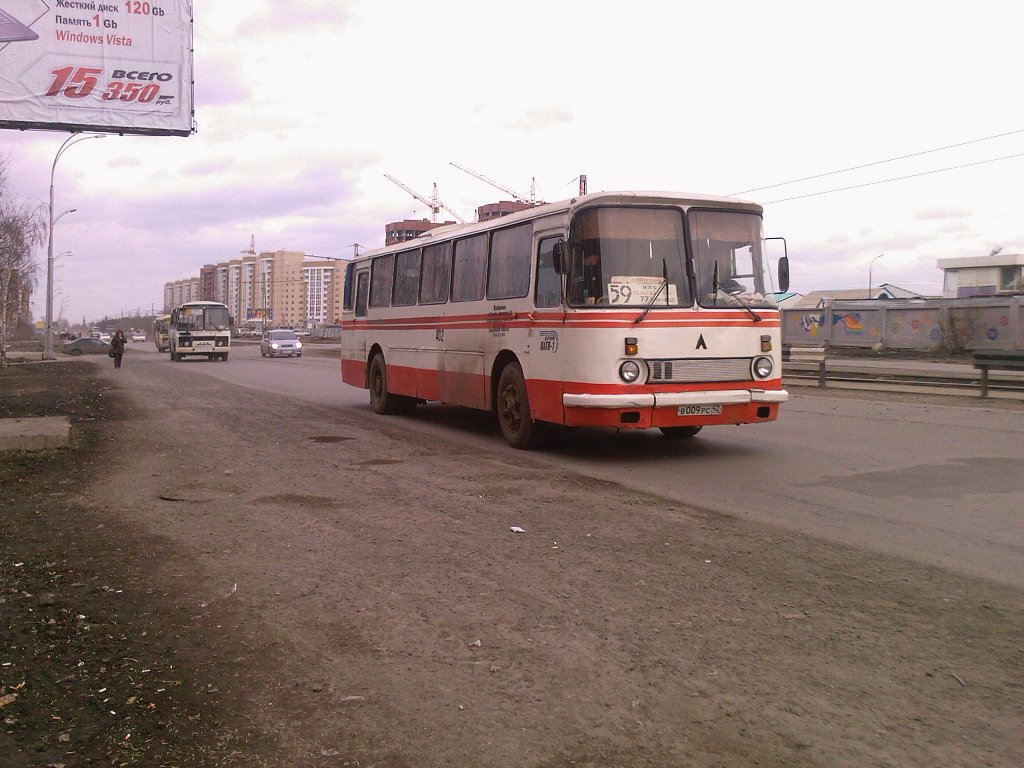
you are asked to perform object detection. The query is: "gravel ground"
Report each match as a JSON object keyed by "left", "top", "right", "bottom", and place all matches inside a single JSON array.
[{"left": 2, "top": 358, "right": 1021, "bottom": 767}]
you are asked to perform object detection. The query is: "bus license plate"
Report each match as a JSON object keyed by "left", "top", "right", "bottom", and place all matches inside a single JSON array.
[{"left": 677, "top": 405, "right": 722, "bottom": 416}]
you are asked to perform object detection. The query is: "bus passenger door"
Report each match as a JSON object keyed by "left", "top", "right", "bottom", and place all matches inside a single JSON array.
[
  {"left": 343, "top": 270, "right": 370, "bottom": 387},
  {"left": 527, "top": 235, "right": 567, "bottom": 423}
]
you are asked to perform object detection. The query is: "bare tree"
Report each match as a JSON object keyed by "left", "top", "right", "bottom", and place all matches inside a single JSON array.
[{"left": 0, "top": 158, "right": 46, "bottom": 367}]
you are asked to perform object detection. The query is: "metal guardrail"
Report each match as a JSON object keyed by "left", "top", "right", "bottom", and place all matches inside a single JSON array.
[
  {"left": 972, "top": 350, "right": 1024, "bottom": 397},
  {"left": 784, "top": 358, "right": 1024, "bottom": 399}
]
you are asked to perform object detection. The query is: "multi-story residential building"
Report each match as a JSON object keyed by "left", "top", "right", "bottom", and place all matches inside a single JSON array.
[
  {"left": 476, "top": 200, "right": 534, "bottom": 221},
  {"left": 163, "top": 277, "right": 200, "bottom": 311},
  {"left": 385, "top": 218, "right": 455, "bottom": 246},
  {"left": 163, "top": 248, "right": 347, "bottom": 328},
  {"left": 199, "top": 265, "right": 217, "bottom": 302},
  {"left": 302, "top": 260, "right": 343, "bottom": 325},
  {"left": 215, "top": 265, "right": 229, "bottom": 305},
  {"left": 3, "top": 270, "right": 32, "bottom": 333}
]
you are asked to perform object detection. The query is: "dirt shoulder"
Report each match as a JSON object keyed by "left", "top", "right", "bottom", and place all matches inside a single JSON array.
[
  {"left": 2, "top": 359, "right": 1022, "bottom": 767},
  {"left": 1, "top": 361, "right": 281, "bottom": 766}
]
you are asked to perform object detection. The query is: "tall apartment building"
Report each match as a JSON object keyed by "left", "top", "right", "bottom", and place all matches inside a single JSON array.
[
  {"left": 163, "top": 277, "right": 200, "bottom": 311},
  {"left": 199, "top": 265, "right": 217, "bottom": 302},
  {"left": 3, "top": 270, "right": 32, "bottom": 332},
  {"left": 476, "top": 200, "right": 534, "bottom": 221},
  {"left": 163, "top": 249, "right": 346, "bottom": 328},
  {"left": 303, "top": 261, "right": 343, "bottom": 324},
  {"left": 385, "top": 218, "right": 456, "bottom": 246}
]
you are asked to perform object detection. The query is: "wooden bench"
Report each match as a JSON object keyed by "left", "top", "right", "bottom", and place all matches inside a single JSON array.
[
  {"left": 782, "top": 346, "right": 827, "bottom": 386},
  {"left": 972, "top": 350, "right": 1024, "bottom": 397}
]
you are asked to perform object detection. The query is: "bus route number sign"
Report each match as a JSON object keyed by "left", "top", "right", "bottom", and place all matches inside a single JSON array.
[{"left": 607, "top": 277, "right": 677, "bottom": 305}]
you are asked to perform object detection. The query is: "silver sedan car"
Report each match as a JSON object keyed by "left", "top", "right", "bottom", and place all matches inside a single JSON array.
[{"left": 261, "top": 329, "right": 303, "bottom": 358}]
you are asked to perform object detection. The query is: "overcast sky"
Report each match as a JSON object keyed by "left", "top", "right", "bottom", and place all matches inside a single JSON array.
[{"left": 3, "top": 0, "right": 1023, "bottom": 323}]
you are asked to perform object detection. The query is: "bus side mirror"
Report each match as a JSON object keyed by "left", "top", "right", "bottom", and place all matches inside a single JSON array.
[
  {"left": 764, "top": 236, "right": 790, "bottom": 294},
  {"left": 777, "top": 256, "right": 790, "bottom": 293},
  {"left": 552, "top": 241, "right": 568, "bottom": 274}
]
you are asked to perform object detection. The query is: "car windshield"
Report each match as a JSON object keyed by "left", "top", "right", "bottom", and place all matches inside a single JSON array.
[
  {"left": 270, "top": 330, "right": 296, "bottom": 340},
  {"left": 690, "top": 210, "right": 778, "bottom": 309},
  {"left": 567, "top": 207, "right": 691, "bottom": 308}
]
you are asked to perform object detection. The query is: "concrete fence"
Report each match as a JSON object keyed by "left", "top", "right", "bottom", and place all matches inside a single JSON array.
[{"left": 782, "top": 296, "right": 1024, "bottom": 351}]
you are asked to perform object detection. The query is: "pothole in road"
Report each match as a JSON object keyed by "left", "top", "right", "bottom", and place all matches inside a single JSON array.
[
  {"left": 255, "top": 494, "right": 347, "bottom": 509},
  {"left": 354, "top": 459, "right": 403, "bottom": 466},
  {"left": 308, "top": 435, "right": 355, "bottom": 443},
  {"left": 159, "top": 491, "right": 222, "bottom": 503}
]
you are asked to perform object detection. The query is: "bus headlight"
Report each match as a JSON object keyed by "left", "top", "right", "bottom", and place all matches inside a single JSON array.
[
  {"left": 619, "top": 360, "right": 642, "bottom": 383},
  {"left": 752, "top": 356, "right": 774, "bottom": 379}
]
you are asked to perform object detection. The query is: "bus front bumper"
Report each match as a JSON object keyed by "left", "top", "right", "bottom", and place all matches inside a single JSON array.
[{"left": 560, "top": 388, "right": 788, "bottom": 429}]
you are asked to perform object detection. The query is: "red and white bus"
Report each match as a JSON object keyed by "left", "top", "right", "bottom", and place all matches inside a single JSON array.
[{"left": 341, "top": 191, "right": 790, "bottom": 448}]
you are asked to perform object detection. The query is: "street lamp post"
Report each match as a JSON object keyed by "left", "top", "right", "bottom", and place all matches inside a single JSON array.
[
  {"left": 868, "top": 253, "right": 884, "bottom": 300},
  {"left": 44, "top": 134, "right": 105, "bottom": 360},
  {"left": 44, "top": 208, "right": 76, "bottom": 358}
]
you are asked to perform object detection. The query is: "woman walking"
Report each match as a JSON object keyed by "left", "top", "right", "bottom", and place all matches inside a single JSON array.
[{"left": 110, "top": 329, "right": 127, "bottom": 369}]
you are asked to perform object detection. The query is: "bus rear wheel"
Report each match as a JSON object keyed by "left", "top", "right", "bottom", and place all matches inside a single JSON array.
[
  {"left": 659, "top": 426, "right": 702, "bottom": 439},
  {"left": 368, "top": 355, "right": 415, "bottom": 415},
  {"left": 497, "top": 363, "right": 547, "bottom": 449}
]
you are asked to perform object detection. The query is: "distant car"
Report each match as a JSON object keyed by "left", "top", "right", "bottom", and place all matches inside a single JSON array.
[
  {"left": 98, "top": 333, "right": 112, "bottom": 343},
  {"left": 261, "top": 329, "right": 303, "bottom": 358},
  {"left": 294, "top": 330, "right": 310, "bottom": 337},
  {"left": 131, "top": 332, "right": 146, "bottom": 342},
  {"left": 63, "top": 337, "right": 110, "bottom": 356}
]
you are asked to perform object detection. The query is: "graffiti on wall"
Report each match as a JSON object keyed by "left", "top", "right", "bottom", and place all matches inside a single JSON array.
[
  {"left": 832, "top": 312, "right": 863, "bottom": 334},
  {"left": 799, "top": 313, "right": 825, "bottom": 336}
]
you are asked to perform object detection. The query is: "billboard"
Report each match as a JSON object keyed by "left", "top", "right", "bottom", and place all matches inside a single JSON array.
[{"left": 0, "top": 0, "right": 193, "bottom": 136}]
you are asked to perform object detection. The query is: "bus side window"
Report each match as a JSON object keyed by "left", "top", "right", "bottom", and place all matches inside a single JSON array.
[
  {"left": 355, "top": 271, "right": 369, "bottom": 318},
  {"left": 535, "top": 237, "right": 563, "bottom": 308},
  {"left": 343, "top": 262, "right": 355, "bottom": 311}
]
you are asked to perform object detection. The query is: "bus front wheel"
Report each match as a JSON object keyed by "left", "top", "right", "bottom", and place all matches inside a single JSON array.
[
  {"left": 369, "top": 355, "right": 414, "bottom": 415},
  {"left": 659, "top": 426, "right": 702, "bottom": 439},
  {"left": 497, "top": 363, "right": 547, "bottom": 450}
]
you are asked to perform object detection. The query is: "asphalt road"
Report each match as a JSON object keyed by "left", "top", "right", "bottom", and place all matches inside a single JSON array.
[{"left": 136, "top": 343, "right": 1024, "bottom": 589}]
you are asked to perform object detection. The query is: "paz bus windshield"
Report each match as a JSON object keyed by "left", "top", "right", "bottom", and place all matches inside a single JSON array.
[{"left": 176, "top": 306, "right": 230, "bottom": 331}]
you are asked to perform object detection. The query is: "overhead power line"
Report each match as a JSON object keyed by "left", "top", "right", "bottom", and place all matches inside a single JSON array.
[
  {"left": 763, "top": 152, "right": 1024, "bottom": 204},
  {"left": 730, "top": 128, "right": 1024, "bottom": 196}
]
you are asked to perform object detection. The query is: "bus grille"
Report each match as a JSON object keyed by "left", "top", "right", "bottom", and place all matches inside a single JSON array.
[{"left": 647, "top": 357, "right": 752, "bottom": 383}]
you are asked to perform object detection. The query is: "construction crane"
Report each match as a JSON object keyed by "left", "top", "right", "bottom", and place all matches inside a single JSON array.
[
  {"left": 450, "top": 161, "right": 540, "bottom": 204},
  {"left": 384, "top": 174, "right": 466, "bottom": 224}
]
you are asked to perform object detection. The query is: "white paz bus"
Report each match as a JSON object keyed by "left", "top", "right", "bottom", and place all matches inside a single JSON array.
[
  {"left": 168, "top": 301, "right": 232, "bottom": 361},
  {"left": 340, "top": 191, "right": 790, "bottom": 448}
]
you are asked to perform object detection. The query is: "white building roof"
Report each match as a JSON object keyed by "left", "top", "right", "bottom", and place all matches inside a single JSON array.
[{"left": 937, "top": 253, "right": 1024, "bottom": 270}]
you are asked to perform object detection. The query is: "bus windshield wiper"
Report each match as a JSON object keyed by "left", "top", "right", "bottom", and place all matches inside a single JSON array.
[
  {"left": 712, "top": 262, "right": 761, "bottom": 322},
  {"left": 718, "top": 290, "right": 762, "bottom": 322},
  {"left": 634, "top": 259, "right": 669, "bottom": 324}
]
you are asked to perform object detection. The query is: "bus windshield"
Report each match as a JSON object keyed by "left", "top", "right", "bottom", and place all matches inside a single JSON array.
[
  {"left": 568, "top": 207, "right": 690, "bottom": 307},
  {"left": 690, "top": 210, "right": 777, "bottom": 309},
  {"left": 178, "top": 306, "right": 230, "bottom": 331}
]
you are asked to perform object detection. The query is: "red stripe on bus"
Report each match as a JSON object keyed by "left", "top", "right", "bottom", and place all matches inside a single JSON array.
[{"left": 341, "top": 320, "right": 779, "bottom": 332}]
